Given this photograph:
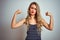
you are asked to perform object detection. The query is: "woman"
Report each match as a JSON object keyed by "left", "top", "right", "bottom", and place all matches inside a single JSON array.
[{"left": 11, "top": 2, "right": 54, "bottom": 40}]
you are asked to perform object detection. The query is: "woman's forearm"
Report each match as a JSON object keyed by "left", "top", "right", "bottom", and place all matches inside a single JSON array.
[
  {"left": 49, "top": 15, "right": 54, "bottom": 30},
  {"left": 11, "top": 13, "right": 17, "bottom": 28}
]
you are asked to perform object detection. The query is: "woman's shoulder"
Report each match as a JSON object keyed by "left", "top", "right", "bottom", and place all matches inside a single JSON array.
[
  {"left": 41, "top": 18, "right": 45, "bottom": 22},
  {"left": 40, "top": 18, "right": 45, "bottom": 24},
  {"left": 21, "top": 18, "right": 26, "bottom": 22},
  {"left": 21, "top": 18, "right": 27, "bottom": 24}
]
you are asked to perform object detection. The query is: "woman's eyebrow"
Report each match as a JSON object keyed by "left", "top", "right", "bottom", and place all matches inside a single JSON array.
[{"left": 31, "top": 6, "right": 37, "bottom": 9}]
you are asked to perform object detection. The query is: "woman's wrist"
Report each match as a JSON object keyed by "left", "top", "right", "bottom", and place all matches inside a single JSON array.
[{"left": 50, "top": 15, "right": 53, "bottom": 18}]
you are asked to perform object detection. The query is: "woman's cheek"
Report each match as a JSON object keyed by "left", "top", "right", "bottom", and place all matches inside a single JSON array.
[{"left": 33, "top": 10, "right": 36, "bottom": 14}]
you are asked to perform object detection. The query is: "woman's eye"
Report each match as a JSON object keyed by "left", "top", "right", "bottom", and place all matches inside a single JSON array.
[
  {"left": 31, "top": 7, "right": 36, "bottom": 10},
  {"left": 31, "top": 7, "right": 34, "bottom": 9},
  {"left": 34, "top": 8, "right": 37, "bottom": 10}
]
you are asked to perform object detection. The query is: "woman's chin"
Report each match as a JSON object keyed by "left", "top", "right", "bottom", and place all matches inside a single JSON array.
[{"left": 30, "top": 13, "right": 35, "bottom": 15}]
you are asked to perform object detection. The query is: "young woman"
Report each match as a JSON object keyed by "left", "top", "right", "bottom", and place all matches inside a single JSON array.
[{"left": 11, "top": 2, "right": 54, "bottom": 40}]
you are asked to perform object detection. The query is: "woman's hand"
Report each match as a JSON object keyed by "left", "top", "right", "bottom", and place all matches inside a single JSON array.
[
  {"left": 15, "top": 9, "right": 22, "bottom": 14},
  {"left": 46, "top": 11, "right": 52, "bottom": 16}
]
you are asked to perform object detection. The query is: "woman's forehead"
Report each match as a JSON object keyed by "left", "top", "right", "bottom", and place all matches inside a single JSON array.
[{"left": 30, "top": 4, "right": 37, "bottom": 8}]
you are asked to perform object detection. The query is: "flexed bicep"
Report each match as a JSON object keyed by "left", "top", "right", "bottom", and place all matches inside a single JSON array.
[
  {"left": 11, "top": 9, "right": 26, "bottom": 29},
  {"left": 42, "top": 19, "right": 50, "bottom": 30},
  {"left": 11, "top": 18, "right": 26, "bottom": 29}
]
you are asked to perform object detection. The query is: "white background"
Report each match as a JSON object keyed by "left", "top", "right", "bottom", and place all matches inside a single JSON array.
[{"left": 0, "top": 0, "right": 60, "bottom": 40}]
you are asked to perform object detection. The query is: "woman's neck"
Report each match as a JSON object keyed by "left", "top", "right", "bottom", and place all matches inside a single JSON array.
[{"left": 30, "top": 15, "right": 35, "bottom": 19}]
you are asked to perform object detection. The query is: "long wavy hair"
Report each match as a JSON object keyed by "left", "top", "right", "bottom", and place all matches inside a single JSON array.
[{"left": 24, "top": 2, "right": 43, "bottom": 31}]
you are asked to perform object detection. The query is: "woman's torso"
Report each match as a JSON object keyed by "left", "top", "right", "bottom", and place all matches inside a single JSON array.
[{"left": 25, "top": 24, "right": 41, "bottom": 40}]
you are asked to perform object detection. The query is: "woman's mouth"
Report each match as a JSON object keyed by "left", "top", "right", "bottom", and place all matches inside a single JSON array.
[{"left": 31, "top": 11, "right": 34, "bottom": 13}]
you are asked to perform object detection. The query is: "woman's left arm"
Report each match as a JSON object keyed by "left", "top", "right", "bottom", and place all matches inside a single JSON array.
[{"left": 42, "top": 11, "right": 54, "bottom": 31}]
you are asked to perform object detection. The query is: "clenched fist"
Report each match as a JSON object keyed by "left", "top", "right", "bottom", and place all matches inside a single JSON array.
[
  {"left": 15, "top": 9, "right": 22, "bottom": 14},
  {"left": 46, "top": 11, "right": 52, "bottom": 16}
]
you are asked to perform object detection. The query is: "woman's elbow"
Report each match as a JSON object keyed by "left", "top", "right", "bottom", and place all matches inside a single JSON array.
[
  {"left": 49, "top": 26, "right": 53, "bottom": 31},
  {"left": 11, "top": 24, "right": 16, "bottom": 29},
  {"left": 49, "top": 28, "right": 53, "bottom": 31}
]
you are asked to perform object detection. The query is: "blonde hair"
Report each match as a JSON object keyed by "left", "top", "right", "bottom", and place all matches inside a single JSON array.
[{"left": 24, "top": 2, "right": 43, "bottom": 31}]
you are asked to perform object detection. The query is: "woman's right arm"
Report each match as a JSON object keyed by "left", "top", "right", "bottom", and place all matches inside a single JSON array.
[{"left": 11, "top": 10, "right": 26, "bottom": 29}]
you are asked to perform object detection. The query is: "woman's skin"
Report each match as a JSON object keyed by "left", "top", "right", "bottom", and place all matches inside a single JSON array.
[{"left": 11, "top": 4, "right": 54, "bottom": 31}]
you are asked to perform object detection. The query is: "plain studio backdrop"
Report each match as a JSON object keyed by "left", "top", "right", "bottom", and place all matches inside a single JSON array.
[{"left": 0, "top": 0, "right": 60, "bottom": 40}]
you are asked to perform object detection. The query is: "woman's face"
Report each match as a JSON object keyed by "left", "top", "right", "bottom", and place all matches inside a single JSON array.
[{"left": 29, "top": 4, "right": 37, "bottom": 16}]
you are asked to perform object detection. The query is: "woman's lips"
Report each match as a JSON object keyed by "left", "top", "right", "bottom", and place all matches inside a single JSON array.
[{"left": 31, "top": 11, "right": 34, "bottom": 13}]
